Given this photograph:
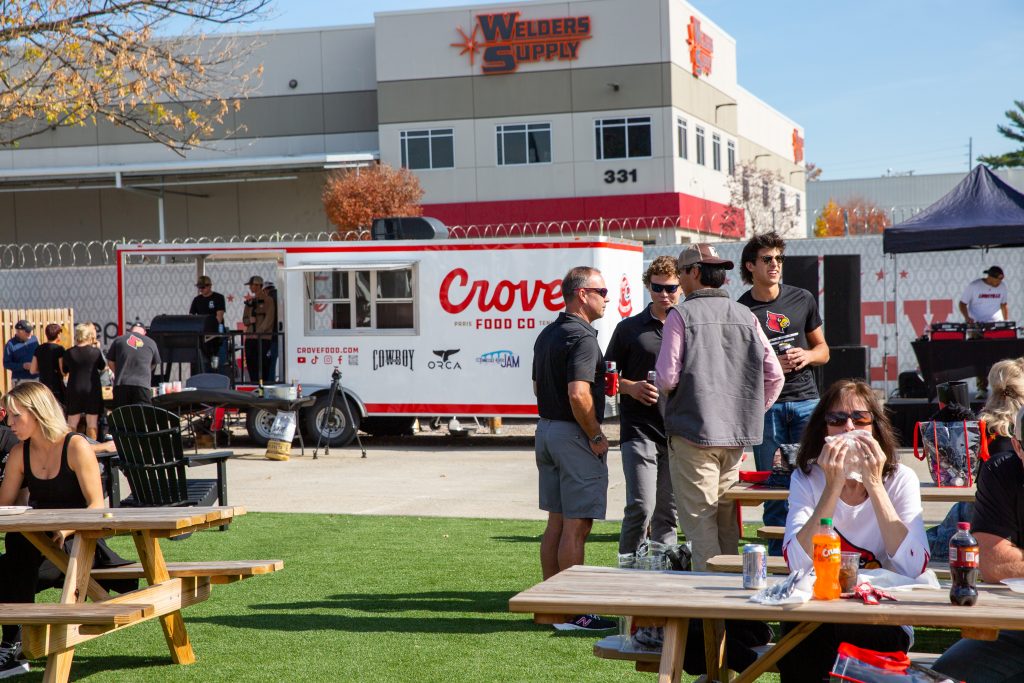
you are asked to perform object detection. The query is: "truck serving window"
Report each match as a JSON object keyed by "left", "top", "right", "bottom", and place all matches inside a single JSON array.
[{"left": 305, "top": 266, "right": 416, "bottom": 334}]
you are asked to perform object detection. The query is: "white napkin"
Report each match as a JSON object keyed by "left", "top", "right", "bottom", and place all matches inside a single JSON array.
[
  {"left": 824, "top": 433, "right": 863, "bottom": 482},
  {"left": 749, "top": 569, "right": 814, "bottom": 605},
  {"left": 857, "top": 567, "right": 942, "bottom": 591}
]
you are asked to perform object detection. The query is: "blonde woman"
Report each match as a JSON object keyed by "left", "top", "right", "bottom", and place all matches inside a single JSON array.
[
  {"left": 0, "top": 382, "right": 104, "bottom": 676},
  {"left": 64, "top": 323, "right": 105, "bottom": 440},
  {"left": 979, "top": 358, "right": 1024, "bottom": 454}
]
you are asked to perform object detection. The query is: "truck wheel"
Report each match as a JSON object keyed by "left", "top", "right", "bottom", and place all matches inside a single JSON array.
[
  {"left": 246, "top": 407, "right": 276, "bottom": 446},
  {"left": 304, "top": 394, "right": 359, "bottom": 447}
]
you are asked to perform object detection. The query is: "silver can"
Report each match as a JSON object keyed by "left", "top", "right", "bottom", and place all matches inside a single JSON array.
[
  {"left": 646, "top": 370, "right": 657, "bottom": 384},
  {"left": 742, "top": 544, "right": 768, "bottom": 590}
]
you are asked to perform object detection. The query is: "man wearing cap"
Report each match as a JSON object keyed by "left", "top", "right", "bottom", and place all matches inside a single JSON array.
[
  {"left": 3, "top": 321, "right": 39, "bottom": 385},
  {"left": 189, "top": 275, "right": 227, "bottom": 374},
  {"left": 655, "top": 243, "right": 784, "bottom": 571},
  {"left": 242, "top": 275, "right": 276, "bottom": 383},
  {"left": 960, "top": 266, "right": 1009, "bottom": 397},
  {"left": 933, "top": 404, "right": 1024, "bottom": 681}
]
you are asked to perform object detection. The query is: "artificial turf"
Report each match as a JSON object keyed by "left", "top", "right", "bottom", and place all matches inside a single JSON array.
[{"left": 27, "top": 514, "right": 956, "bottom": 681}]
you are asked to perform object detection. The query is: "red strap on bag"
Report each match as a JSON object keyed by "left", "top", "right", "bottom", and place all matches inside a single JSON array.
[
  {"left": 913, "top": 421, "right": 922, "bottom": 460},
  {"left": 979, "top": 419, "right": 990, "bottom": 462},
  {"left": 836, "top": 642, "right": 910, "bottom": 673}
]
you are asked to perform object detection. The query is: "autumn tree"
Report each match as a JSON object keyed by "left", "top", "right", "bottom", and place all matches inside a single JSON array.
[
  {"left": 322, "top": 164, "right": 425, "bottom": 238},
  {"left": 978, "top": 100, "right": 1024, "bottom": 168},
  {"left": 814, "top": 196, "right": 891, "bottom": 237},
  {"left": 0, "top": 0, "right": 269, "bottom": 152},
  {"left": 721, "top": 161, "right": 801, "bottom": 237}
]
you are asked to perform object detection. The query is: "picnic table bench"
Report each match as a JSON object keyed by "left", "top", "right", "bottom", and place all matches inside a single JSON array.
[{"left": 724, "top": 481, "right": 976, "bottom": 505}]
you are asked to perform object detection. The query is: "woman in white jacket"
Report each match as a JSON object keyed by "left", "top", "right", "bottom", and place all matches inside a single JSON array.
[{"left": 778, "top": 379, "right": 929, "bottom": 683}]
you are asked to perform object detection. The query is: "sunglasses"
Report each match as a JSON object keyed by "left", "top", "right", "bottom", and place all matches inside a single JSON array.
[
  {"left": 650, "top": 283, "right": 680, "bottom": 294},
  {"left": 824, "top": 410, "right": 873, "bottom": 427},
  {"left": 577, "top": 287, "right": 608, "bottom": 297},
  {"left": 196, "top": 284, "right": 210, "bottom": 289},
  {"left": 759, "top": 255, "right": 785, "bottom": 265}
]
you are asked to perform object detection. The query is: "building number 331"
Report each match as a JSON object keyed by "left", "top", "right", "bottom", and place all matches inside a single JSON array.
[{"left": 604, "top": 169, "right": 637, "bottom": 184}]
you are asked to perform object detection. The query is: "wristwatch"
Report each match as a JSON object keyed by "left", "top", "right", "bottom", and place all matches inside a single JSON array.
[{"left": 590, "top": 433, "right": 606, "bottom": 445}]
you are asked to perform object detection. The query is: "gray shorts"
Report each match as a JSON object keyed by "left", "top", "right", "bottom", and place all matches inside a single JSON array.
[{"left": 535, "top": 418, "right": 608, "bottom": 519}]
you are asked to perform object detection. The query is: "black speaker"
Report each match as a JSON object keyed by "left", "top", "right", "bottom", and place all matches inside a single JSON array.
[
  {"left": 823, "top": 255, "right": 861, "bottom": 346},
  {"left": 817, "top": 345, "right": 869, "bottom": 393},
  {"left": 783, "top": 255, "right": 819, "bottom": 304}
]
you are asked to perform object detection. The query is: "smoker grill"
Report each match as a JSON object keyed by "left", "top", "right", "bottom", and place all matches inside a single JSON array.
[{"left": 148, "top": 314, "right": 219, "bottom": 374}]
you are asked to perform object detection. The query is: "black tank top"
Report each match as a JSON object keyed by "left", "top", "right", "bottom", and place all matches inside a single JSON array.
[{"left": 21, "top": 434, "right": 87, "bottom": 509}]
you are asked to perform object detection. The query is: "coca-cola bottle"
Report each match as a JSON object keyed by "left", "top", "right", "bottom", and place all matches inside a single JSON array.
[{"left": 949, "top": 521, "right": 979, "bottom": 606}]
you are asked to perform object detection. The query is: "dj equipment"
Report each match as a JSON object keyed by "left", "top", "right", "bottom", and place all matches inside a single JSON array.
[
  {"left": 823, "top": 255, "right": 861, "bottom": 346},
  {"left": 980, "top": 321, "right": 1017, "bottom": 339},
  {"left": 818, "top": 345, "right": 869, "bottom": 393},
  {"left": 930, "top": 322, "right": 967, "bottom": 341},
  {"left": 783, "top": 255, "right": 819, "bottom": 302}
]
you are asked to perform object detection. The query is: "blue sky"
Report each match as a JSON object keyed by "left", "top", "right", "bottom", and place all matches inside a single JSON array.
[{"left": 221, "top": 0, "right": 1023, "bottom": 180}]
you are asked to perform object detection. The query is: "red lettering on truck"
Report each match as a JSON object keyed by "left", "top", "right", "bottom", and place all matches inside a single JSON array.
[{"left": 439, "top": 268, "right": 564, "bottom": 314}]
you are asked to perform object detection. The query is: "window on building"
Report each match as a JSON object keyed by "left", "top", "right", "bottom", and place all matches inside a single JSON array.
[
  {"left": 762, "top": 180, "right": 770, "bottom": 207},
  {"left": 595, "top": 117, "right": 652, "bottom": 159},
  {"left": 727, "top": 140, "right": 736, "bottom": 175},
  {"left": 712, "top": 133, "right": 721, "bottom": 171},
  {"left": 780, "top": 189, "right": 787, "bottom": 212},
  {"left": 307, "top": 266, "right": 416, "bottom": 333},
  {"left": 400, "top": 129, "right": 454, "bottom": 170},
  {"left": 796, "top": 194, "right": 802, "bottom": 216},
  {"left": 676, "top": 117, "right": 688, "bottom": 160},
  {"left": 695, "top": 126, "right": 706, "bottom": 166},
  {"left": 497, "top": 123, "right": 552, "bottom": 165}
]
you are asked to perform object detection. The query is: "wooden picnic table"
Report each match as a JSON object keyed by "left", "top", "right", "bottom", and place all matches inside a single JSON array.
[
  {"left": 724, "top": 481, "right": 976, "bottom": 505},
  {"left": 0, "top": 506, "right": 257, "bottom": 682},
  {"left": 706, "top": 554, "right": 953, "bottom": 581},
  {"left": 511, "top": 565, "right": 1018, "bottom": 683}
]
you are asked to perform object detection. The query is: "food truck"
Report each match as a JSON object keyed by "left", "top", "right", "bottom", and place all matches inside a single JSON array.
[{"left": 115, "top": 236, "right": 643, "bottom": 445}]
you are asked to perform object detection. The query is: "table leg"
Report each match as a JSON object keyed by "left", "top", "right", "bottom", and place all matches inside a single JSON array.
[
  {"left": 22, "top": 532, "right": 109, "bottom": 601},
  {"left": 658, "top": 617, "right": 688, "bottom": 683},
  {"left": 703, "top": 618, "right": 727, "bottom": 682},
  {"left": 731, "top": 621, "right": 819, "bottom": 683},
  {"left": 133, "top": 531, "right": 196, "bottom": 665},
  {"left": 42, "top": 534, "right": 96, "bottom": 683}
]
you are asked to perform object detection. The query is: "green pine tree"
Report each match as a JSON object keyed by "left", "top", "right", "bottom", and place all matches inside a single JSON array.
[{"left": 978, "top": 100, "right": 1024, "bottom": 168}]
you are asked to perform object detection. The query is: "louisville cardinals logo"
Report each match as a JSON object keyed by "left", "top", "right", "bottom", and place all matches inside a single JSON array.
[
  {"left": 765, "top": 311, "right": 790, "bottom": 334},
  {"left": 126, "top": 334, "right": 144, "bottom": 349},
  {"left": 618, "top": 275, "right": 632, "bottom": 317}
]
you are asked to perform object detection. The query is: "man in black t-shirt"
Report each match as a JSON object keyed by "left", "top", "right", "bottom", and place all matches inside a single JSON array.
[
  {"left": 531, "top": 266, "right": 614, "bottom": 632},
  {"left": 738, "top": 232, "right": 829, "bottom": 553},
  {"left": 933, "top": 405, "right": 1024, "bottom": 681},
  {"left": 107, "top": 325, "right": 162, "bottom": 408},
  {"left": 605, "top": 256, "right": 680, "bottom": 558},
  {"left": 189, "top": 274, "right": 227, "bottom": 373}
]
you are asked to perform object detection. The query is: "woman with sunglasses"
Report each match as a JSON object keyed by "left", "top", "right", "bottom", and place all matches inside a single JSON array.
[{"left": 777, "top": 379, "right": 928, "bottom": 683}]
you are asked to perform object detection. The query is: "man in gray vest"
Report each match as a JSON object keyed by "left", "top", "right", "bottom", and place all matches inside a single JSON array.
[{"left": 655, "top": 243, "right": 784, "bottom": 570}]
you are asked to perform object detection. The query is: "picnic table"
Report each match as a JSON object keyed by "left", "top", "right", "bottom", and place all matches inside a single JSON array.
[
  {"left": 724, "top": 481, "right": 976, "bottom": 505},
  {"left": 0, "top": 506, "right": 281, "bottom": 682},
  {"left": 510, "top": 565, "right": 1017, "bottom": 683}
]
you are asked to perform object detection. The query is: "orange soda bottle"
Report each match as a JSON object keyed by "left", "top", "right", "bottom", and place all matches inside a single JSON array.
[{"left": 812, "top": 517, "right": 841, "bottom": 600}]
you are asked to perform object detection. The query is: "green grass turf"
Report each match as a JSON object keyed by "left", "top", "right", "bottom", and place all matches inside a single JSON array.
[{"left": 20, "top": 516, "right": 957, "bottom": 681}]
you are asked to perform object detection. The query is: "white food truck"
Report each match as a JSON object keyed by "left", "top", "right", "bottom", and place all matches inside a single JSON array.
[{"left": 116, "top": 236, "right": 644, "bottom": 445}]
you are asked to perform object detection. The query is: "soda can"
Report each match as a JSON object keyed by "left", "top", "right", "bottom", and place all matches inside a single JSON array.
[
  {"left": 742, "top": 544, "right": 768, "bottom": 590},
  {"left": 606, "top": 361, "right": 617, "bottom": 373},
  {"left": 646, "top": 370, "right": 657, "bottom": 384}
]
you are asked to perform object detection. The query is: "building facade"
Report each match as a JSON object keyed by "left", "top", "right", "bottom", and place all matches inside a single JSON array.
[{"left": 0, "top": 0, "right": 805, "bottom": 245}]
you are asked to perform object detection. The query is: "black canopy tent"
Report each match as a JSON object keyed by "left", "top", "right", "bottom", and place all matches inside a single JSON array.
[{"left": 883, "top": 165, "right": 1024, "bottom": 254}]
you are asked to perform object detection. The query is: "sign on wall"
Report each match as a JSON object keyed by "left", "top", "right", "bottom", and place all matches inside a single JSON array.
[
  {"left": 451, "top": 11, "right": 592, "bottom": 75},
  {"left": 686, "top": 16, "right": 713, "bottom": 77},
  {"left": 793, "top": 129, "right": 805, "bottom": 164}
]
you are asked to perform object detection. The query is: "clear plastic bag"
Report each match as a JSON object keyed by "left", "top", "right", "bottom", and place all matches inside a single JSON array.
[
  {"left": 831, "top": 643, "right": 960, "bottom": 682},
  {"left": 914, "top": 420, "right": 988, "bottom": 487}
]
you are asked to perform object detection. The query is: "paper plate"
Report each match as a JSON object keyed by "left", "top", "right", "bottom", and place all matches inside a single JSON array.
[
  {"left": 1001, "top": 578, "right": 1024, "bottom": 593},
  {"left": 0, "top": 506, "right": 31, "bottom": 516}
]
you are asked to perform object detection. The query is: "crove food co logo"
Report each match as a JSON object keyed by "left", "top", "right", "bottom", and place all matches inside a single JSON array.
[
  {"left": 372, "top": 349, "right": 414, "bottom": 371},
  {"left": 429, "top": 349, "right": 462, "bottom": 370},
  {"left": 476, "top": 350, "right": 521, "bottom": 368},
  {"left": 765, "top": 311, "right": 791, "bottom": 334},
  {"left": 686, "top": 16, "right": 713, "bottom": 77},
  {"left": 451, "top": 12, "right": 592, "bottom": 75}
]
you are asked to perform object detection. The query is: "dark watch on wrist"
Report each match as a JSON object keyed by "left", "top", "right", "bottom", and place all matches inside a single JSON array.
[{"left": 590, "top": 433, "right": 605, "bottom": 445}]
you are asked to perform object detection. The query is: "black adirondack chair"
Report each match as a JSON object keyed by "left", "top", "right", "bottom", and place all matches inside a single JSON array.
[{"left": 107, "top": 405, "right": 233, "bottom": 526}]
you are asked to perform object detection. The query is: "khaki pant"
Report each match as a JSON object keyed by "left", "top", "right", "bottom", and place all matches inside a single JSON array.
[{"left": 667, "top": 436, "right": 743, "bottom": 571}]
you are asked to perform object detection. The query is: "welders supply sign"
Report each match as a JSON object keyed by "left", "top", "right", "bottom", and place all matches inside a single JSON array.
[
  {"left": 451, "top": 12, "right": 592, "bottom": 75},
  {"left": 687, "top": 16, "right": 713, "bottom": 77}
]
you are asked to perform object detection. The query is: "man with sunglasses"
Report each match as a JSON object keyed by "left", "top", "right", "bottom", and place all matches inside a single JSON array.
[
  {"left": 959, "top": 265, "right": 1009, "bottom": 398},
  {"left": 604, "top": 256, "right": 681, "bottom": 561},
  {"left": 188, "top": 275, "right": 227, "bottom": 374},
  {"left": 655, "top": 244, "right": 784, "bottom": 571},
  {"left": 738, "top": 231, "right": 829, "bottom": 555},
  {"left": 532, "top": 266, "right": 615, "bottom": 631}
]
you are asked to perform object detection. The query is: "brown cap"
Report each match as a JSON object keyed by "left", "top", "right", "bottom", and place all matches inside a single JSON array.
[
  {"left": 678, "top": 243, "right": 734, "bottom": 270},
  {"left": 196, "top": 275, "right": 212, "bottom": 287},
  {"left": 245, "top": 275, "right": 264, "bottom": 286}
]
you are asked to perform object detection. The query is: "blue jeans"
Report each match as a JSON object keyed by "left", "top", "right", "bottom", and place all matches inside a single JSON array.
[
  {"left": 754, "top": 399, "right": 818, "bottom": 555},
  {"left": 933, "top": 630, "right": 1024, "bottom": 683}
]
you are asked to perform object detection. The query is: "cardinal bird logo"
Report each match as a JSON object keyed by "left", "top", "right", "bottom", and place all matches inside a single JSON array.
[
  {"left": 765, "top": 311, "right": 790, "bottom": 334},
  {"left": 126, "top": 334, "right": 144, "bottom": 349},
  {"left": 433, "top": 349, "right": 460, "bottom": 362},
  {"left": 618, "top": 275, "right": 632, "bottom": 317}
]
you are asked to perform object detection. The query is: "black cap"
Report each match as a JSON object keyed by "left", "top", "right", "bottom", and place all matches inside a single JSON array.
[
  {"left": 245, "top": 275, "right": 264, "bottom": 286},
  {"left": 14, "top": 320, "right": 33, "bottom": 333},
  {"left": 984, "top": 266, "right": 1004, "bottom": 278}
]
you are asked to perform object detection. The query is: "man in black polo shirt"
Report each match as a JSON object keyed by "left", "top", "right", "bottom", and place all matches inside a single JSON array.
[
  {"left": 932, "top": 404, "right": 1024, "bottom": 681},
  {"left": 532, "top": 265, "right": 614, "bottom": 632},
  {"left": 605, "top": 256, "right": 680, "bottom": 560},
  {"left": 189, "top": 274, "right": 227, "bottom": 373}
]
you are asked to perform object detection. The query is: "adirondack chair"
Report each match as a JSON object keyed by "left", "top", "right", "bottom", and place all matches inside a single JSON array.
[{"left": 107, "top": 405, "right": 233, "bottom": 528}]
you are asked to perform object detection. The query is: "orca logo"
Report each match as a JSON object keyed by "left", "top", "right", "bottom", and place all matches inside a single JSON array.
[
  {"left": 429, "top": 349, "right": 463, "bottom": 370},
  {"left": 765, "top": 311, "right": 790, "bottom": 334}
]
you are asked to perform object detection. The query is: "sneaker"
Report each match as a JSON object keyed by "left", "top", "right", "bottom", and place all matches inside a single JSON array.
[
  {"left": 553, "top": 614, "right": 617, "bottom": 631},
  {"left": 0, "top": 641, "right": 28, "bottom": 679}
]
